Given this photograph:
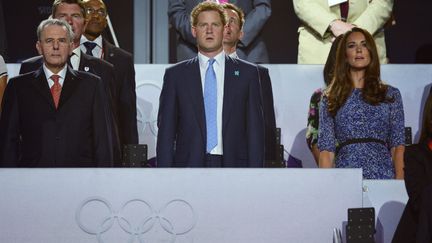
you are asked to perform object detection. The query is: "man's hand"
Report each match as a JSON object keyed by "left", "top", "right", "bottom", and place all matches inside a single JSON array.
[{"left": 329, "top": 19, "right": 355, "bottom": 37}]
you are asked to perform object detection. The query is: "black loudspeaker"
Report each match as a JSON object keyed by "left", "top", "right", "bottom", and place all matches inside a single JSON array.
[
  {"left": 122, "top": 144, "right": 148, "bottom": 167},
  {"left": 346, "top": 208, "right": 376, "bottom": 243}
]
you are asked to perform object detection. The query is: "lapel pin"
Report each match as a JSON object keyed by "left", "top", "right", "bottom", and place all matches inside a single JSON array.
[
  {"left": 84, "top": 67, "right": 90, "bottom": 72},
  {"left": 110, "top": 53, "right": 114, "bottom": 57},
  {"left": 234, "top": 71, "right": 240, "bottom": 76}
]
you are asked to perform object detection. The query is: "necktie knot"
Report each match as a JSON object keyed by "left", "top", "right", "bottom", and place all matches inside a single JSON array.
[
  {"left": 84, "top": 41, "right": 97, "bottom": 56},
  {"left": 51, "top": 74, "right": 60, "bottom": 84},
  {"left": 208, "top": 58, "right": 216, "bottom": 66}
]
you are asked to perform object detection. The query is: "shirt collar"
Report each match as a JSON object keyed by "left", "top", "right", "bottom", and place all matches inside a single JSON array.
[
  {"left": 42, "top": 63, "right": 67, "bottom": 81},
  {"left": 198, "top": 50, "right": 225, "bottom": 68},
  {"left": 228, "top": 51, "right": 238, "bottom": 59},
  {"left": 80, "top": 35, "right": 103, "bottom": 49}
]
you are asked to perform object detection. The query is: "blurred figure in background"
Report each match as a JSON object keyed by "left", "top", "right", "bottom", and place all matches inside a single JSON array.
[
  {"left": 293, "top": 0, "right": 393, "bottom": 64},
  {"left": 318, "top": 28, "right": 405, "bottom": 179},
  {"left": 306, "top": 35, "right": 342, "bottom": 165}
]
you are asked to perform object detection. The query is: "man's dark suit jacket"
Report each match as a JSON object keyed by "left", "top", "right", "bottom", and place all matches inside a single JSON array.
[
  {"left": 101, "top": 39, "right": 138, "bottom": 146},
  {"left": 257, "top": 65, "right": 277, "bottom": 163},
  {"left": 0, "top": 67, "right": 113, "bottom": 166},
  {"left": 19, "top": 52, "right": 122, "bottom": 163},
  {"left": 392, "top": 142, "right": 432, "bottom": 243},
  {"left": 157, "top": 55, "right": 265, "bottom": 167}
]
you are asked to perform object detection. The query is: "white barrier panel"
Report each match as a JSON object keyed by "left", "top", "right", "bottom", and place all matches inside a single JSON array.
[
  {"left": 0, "top": 168, "right": 363, "bottom": 243},
  {"left": 6, "top": 64, "right": 432, "bottom": 167}
]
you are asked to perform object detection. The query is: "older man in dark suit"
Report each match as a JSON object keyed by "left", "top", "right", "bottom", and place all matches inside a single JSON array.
[
  {"left": 19, "top": 0, "right": 122, "bottom": 163},
  {"left": 157, "top": 2, "right": 264, "bottom": 167},
  {"left": 168, "top": 0, "right": 271, "bottom": 63},
  {"left": 81, "top": 0, "right": 138, "bottom": 147},
  {"left": 0, "top": 19, "right": 113, "bottom": 166}
]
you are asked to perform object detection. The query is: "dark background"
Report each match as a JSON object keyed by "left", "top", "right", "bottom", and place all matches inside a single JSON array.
[
  {"left": 0, "top": 0, "right": 133, "bottom": 62},
  {"left": 1, "top": 0, "right": 431, "bottom": 63}
]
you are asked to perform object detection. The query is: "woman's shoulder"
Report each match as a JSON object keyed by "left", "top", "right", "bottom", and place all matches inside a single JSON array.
[{"left": 384, "top": 84, "right": 400, "bottom": 94}]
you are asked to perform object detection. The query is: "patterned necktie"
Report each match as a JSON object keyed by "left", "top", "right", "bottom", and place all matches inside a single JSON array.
[
  {"left": 204, "top": 59, "right": 218, "bottom": 153},
  {"left": 50, "top": 74, "right": 62, "bottom": 109},
  {"left": 83, "top": 41, "right": 97, "bottom": 56}
]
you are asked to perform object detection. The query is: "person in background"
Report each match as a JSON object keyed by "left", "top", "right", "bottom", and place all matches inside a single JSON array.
[
  {"left": 221, "top": 2, "right": 276, "bottom": 164},
  {"left": 0, "top": 55, "right": 7, "bottom": 106},
  {"left": 168, "top": 0, "right": 271, "bottom": 63},
  {"left": 318, "top": 28, "right": 405, "bottom": 179},
  {"left": 81, "top": 0, "right": 138, "bottom": 147},
  {"left": 157, "top": 2, "right": 264, "bottom": 167},
  {"left": 0, "top": 19, "right": 113, "bottom": 166},
  {"left": 293, "top": 0, "right": 393, "bottom": 64},
  {"left": 393, "top": 91, "right": 432, "bottom": 242},
  {"left": 306, "top": 35, "right": 343, "bottom": 165}
]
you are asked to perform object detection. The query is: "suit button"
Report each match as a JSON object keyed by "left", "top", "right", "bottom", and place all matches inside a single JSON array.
[{"left": 56, "top": 136, "right": 60, "bottom": 140}]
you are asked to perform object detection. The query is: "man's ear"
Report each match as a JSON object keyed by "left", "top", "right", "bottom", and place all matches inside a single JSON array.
[
  {"left": 36, "top": 41, "right": 43, "bottom": 55},
  {"left": 192, "top": 26, "right": 197, "bottom": 38}
]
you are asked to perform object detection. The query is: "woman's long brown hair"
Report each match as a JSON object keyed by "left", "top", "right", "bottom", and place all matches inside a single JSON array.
[{"left": 325, "top": 28, "right": 393, "bottom": 117}]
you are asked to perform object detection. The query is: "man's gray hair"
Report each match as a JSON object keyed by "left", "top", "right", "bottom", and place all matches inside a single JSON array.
[{"left": 36, "top": 18, "right": 74, "bottom": 42}]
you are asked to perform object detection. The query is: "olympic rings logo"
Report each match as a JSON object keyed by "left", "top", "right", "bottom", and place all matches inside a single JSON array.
[{"left": 76, "top": 197, "right": 197, "bottom": 243}]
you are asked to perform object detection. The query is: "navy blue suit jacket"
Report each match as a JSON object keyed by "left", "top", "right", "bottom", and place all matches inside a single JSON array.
[
  {"left": 157, "top": 55, "right": 265, "bottom": 167},
  {"left": 0, "top": 67, "right": 113, "bottom": 166}
]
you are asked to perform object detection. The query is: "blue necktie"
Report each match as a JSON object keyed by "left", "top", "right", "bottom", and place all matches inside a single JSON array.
[
  {"left": 83, "top": 42, "right": 97, "bottom": 56},
  {"left": 204, "top": 59, "right": 218, "bottom": 153}
]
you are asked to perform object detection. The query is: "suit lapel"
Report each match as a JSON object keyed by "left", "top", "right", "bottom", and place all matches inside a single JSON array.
[
  {"left": 102, "top": 39, "right": 114, "bottom": 62},
  {"left": 78, "top": 51, "right": 93, "bottom": 73},
  {"left": 222, "top": 56, "right": 237, "bottom": 132},
  {"left": 58, "top": 67, "right": 80, "bottom": 109},
  {"left": 31, "top": 67, "right": 56, "bottom": 109},
  {"left": 189, "top": 57, "right": 206, "bottom": 141}
]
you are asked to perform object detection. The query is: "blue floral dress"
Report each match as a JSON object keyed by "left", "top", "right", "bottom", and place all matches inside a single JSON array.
[{"left": 318, "top": 86, "right": 405, "bottom": 179}]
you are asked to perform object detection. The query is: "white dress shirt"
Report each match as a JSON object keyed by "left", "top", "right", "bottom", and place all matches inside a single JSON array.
[
  {"left": 198, "top": 51, "right": 226, "bottom": 155},
  {"left": 42, "top": 64, "right": 67, "bottom": 88},
  {"left": 69, "top": 47, "right": 82, "bottom": 70}
]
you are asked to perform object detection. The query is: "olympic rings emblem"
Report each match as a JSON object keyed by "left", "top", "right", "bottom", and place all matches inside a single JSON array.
[{"left": 76, "top": 197, "right": 197, "bottom": 243}]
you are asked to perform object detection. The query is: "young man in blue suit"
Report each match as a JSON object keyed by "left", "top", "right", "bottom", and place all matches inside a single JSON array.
[
  {"left": 157, "top": 1, "right": 265, "bottom": 167},
  {"left": 0, "top": 19, "right": 113, "bottom": 166}
]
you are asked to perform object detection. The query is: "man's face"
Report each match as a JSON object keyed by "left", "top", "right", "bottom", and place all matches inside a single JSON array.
[
  {"left": 36, "top": 25, "right": 73, "bottom": 72},
  {"left": 223, "top": 9, "right": 243, "bottom": 46},
  {"left": 192, "top": 10, "right": 225, "bottom": 55},
  {"left": 84, "top": 0, "right": 107, "bottom": 38},
  {"left": 53, "top": 3, "right": 86, "bottom": 44}
]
